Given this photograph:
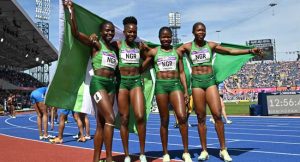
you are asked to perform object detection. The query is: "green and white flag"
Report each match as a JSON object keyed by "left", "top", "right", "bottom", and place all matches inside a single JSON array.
[
  {"left": 213, "top": 42, "right": 254, "bottom": 84},
  {"left": 46, "top": 2, "right": 155, "bottom": 133},
  {"left": 46, "top": 1, "right": 97, "bottom": 114}
]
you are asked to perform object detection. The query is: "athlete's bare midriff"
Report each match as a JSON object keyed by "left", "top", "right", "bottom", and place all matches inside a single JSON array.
[{"left": 192, "top": 65, "right": 213, "bottom": 75}]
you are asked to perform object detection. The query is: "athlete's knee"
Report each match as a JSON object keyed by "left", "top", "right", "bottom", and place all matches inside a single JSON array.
[
  {"left": 104, "top": 114, "right": 115, "bottom": 126},
  {"left": 196, "top": 115, "right": 206, "bottom": 124},
  {"left": 37, "top": 113, "right": 42, "bottom": 118},
  {"left": 59, "top": 114, "right": 66, "bottom": 121},
  {"left": 176, "top": 115, "right": 187, "bottom": 125},
  {"left": 135, "top": 114, "right": 145, "bottom": 125},
  {"left": 160, "top": 117, "right": 169, "bottom": 128},
  {"left": 212, "top": 113, "right": 222, "bottom": 121},
  {"left": 119, "top": 114, "right": 129, "bottom": 126}
]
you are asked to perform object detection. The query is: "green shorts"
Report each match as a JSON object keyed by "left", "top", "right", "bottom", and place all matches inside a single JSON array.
[
  {"left": 119, "top": 75, "right": 142, "bottom": 90},
  {"left": 191, "top": 73, "right": 216, "bottom": 90},
  {"left": 90, "top": 75, "right": 116, "bottom": 95},
  {"left": 155, "top": 79, "right": 183, "bottom": 95}
]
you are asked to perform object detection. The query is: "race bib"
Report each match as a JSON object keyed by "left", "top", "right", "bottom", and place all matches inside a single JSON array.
[
  {"left": 93, "top": 91, "right": 102, "bottom": 103},
  {"left": 157, "top": 56, "right": 176, "bottom": 71},
  {"left": 102, "top": 51, "right": 118, "bottom": 69},
  {"left": 190, "top": 48, "right": 210, "bottom": 64},
  {"left": 120, "top": 48, "right": 140, "bottom": 64}
]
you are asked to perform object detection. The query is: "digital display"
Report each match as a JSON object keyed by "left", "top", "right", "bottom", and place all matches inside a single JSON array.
[
  {"left": 267, "top": 94, "right": 300, "bottom": 115},
  {"left": 248, "top": 39, "right": 274, "bottom": 61}
]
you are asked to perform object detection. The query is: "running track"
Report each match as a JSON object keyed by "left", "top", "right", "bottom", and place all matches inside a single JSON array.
[{"left": 1, "top": 113, "right": 300, "bottom": 162}]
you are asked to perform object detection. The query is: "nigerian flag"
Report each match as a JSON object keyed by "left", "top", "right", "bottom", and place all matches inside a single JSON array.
[
  {"left": 213, "top": 42, "right": 255, "bottom": 84},
  {"left": 45, "top": 2, "right": 154, "bottom": 133}
]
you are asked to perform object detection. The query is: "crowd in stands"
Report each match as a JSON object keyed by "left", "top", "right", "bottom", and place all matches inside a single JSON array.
[
  {"left": 224, "top": 61, "right": 300, "bottom": 101},
  {"left": 0, "top": 90, "right": 31, "bottom": 109},
  {"left": 0, "top": 69, "right": 44, "bottom": 88},
  {"left": 0, "top": 68, "right": 44, "bottom": 109}
]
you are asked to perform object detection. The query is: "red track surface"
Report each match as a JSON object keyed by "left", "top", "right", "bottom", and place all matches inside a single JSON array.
[
  {"left": 0, "top": 134, "right": 94, "bottom": 162},
  {"left": 0, "top": 134, "right": 178, "bottom": 162}
]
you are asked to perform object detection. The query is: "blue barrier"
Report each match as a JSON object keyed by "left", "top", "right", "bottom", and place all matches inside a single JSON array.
[{"left": 249, "top": 104, "right": 262, "bottom": 116}]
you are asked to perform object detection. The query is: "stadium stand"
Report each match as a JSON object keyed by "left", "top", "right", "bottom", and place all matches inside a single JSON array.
[
  {"left": 0, "top": 0, "right": 58, "bottom": 114},
  {"left": 224, "top": 61, "right": 300, "bottom": 101}
]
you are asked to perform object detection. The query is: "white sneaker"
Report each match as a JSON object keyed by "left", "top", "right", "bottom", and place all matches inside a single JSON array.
[
  {"left": 39, "top": 136, "right": 44, "bottom": 140},
  {"left": 209, "top": 117, "right": 215, "bottom": 124},
  {"left": 84, "top": 136, "right": 91, "bottom": 140},
  {"left": 43, "top": 134, "right": 55, "bottom": 139},
  {"left": 139, "top": 154, "right": 147, "bottom": 162},
  {"left": 182, "top": 152, "right": 192, "bottom": 162},
  {"left": 72, "top": 134, "right": 79, "bottom": 139},
  {"left": 226, "top": 120, "right": 233, "bottom": 124},
  {"left": 162, "top": 154, "right": 170, "bottom": 162},
  {"left": 124, "top": 156, "right": 131, "bottom": 162},
  {"left": 198, "top": 150, "right": 209, "bottom": 161},
  {"left": 219, "top": 149, "right": 232, "bottom": 162}
]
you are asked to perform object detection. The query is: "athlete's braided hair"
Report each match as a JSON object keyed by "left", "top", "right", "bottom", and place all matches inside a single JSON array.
[{"left": 123, "top": 16, "right": 137, "bottom": 26}]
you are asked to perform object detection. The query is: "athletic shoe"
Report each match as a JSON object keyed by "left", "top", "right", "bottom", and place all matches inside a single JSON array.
[
  {"left": 43, "top": 134, "right": 55, "bottom": 139},
  {"left": 226, "top": 120, "right": 233, "bottom": 124},
  {"left": 84, "top": 136, "right": 91, "bottom": 140},
  {"left": 124, "top": 156, "right": 131, "bottom": 162},
  {"left": 139, "top": 154, "right": 147, "bottom": 162},
  {"left": 174, "top": 123, "right": 179, "bottom": 128},
  {"left": 198, "top": 150, "right": 209, "bottom": 161},
  {"left": 39, "top": 136, "right": 44, "bottom": 140},
  {"left": 219, "top": 149, "right": 232, "bottom": 162},
  {"left": 182, "top": 152, "right": 192, "bottom": 162},
  {"left": 162, "top": 154, "right": 170, "bottom": 162},
  {"left": 72, "top": 134, "right": 79, "bottom": 139},
  {"left": 49, "top": 137, "right": 63, "bottom": 144},
  {"left": 209, "top": 117, "right": 215, "bottom": 124}
]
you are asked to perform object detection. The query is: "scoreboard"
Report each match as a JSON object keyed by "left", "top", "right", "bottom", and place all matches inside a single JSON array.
[
  {"left": 259, "top": 91, "right": 300, "bottom": 115},
  {"left": 247, "top": 39, "right": 274, "bottom": 61}
]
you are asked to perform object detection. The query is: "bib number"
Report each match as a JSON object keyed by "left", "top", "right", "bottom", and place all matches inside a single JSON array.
[
  {"left": 102, "top": 51, "right": 118, "bottom": 69},
  {"left": 191, "top": 49, "right": 210, "bottom": 64},
  {"left": 120, "top": 49, "right": 140, "bottom": 63},
  {"left": 157, "top": 56, "right": 176, "bottom": 71}
]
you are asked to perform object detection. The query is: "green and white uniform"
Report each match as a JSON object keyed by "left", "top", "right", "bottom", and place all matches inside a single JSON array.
[
  {"left": 154, "top": 46, "right": 183, "bottom": 94},
  {"left": 189, "top": 41, "right": 216, "bottom": 89},
  {"left": 118, "top": 40, "right": 142, "bottom": 90},
  {"left": 90, "top": 40, "right": 118, "bottom": 95}
]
